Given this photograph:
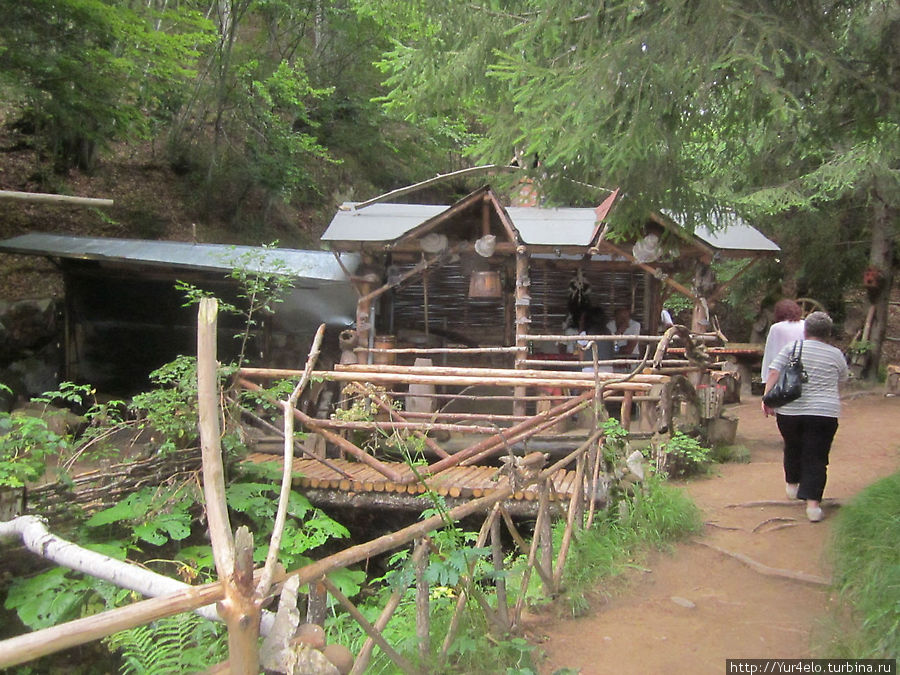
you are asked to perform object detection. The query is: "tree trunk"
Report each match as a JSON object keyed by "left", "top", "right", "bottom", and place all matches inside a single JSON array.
[{"left": 861, "top": 192, "right": 896, "bottom": 380}]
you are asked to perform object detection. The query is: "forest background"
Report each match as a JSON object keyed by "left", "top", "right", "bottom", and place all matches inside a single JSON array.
[
  {"left": 0, "top": 0, "right": 897, "bottom": 373},
  {"left": 0, "top": 2, "right": 898, "bottom": 672}
]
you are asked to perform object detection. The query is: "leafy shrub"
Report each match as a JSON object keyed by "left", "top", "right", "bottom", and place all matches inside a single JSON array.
[{"left": 650, "top": 431, "right": 712, "bottom": 477}]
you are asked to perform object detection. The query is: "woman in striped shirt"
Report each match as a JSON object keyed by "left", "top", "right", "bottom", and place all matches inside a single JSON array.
[{"left": 762, "top": 312, "right": 849, "bottom": 522}]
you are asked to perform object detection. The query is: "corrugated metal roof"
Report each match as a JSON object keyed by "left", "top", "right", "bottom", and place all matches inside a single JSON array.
[
  {"left": 0, "top": 233, "right": 359, "bottom": 282},
  {"left": 323, "top": 201, "right": 780, "bottom": 253}
]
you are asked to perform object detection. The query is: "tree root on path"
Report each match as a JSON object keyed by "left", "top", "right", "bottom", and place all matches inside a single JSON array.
[
  {"left": 704, "top": 521, "right": 743, "bottom": 531},
  {"left": 751, "top": 517, "right": 798, "bottom": 533},
  {"left": 693, "top": 540, "right": 830, "bottom": 586},
  {"left": 725, "top": 498, "right": 839, "bottom": 509}
]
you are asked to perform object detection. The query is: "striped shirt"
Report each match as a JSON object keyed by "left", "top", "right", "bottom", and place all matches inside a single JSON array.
[{"left": 769, "top": 339, "right": 848, "bottom": 418}]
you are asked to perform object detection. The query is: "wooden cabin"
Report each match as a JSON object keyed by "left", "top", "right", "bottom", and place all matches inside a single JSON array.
[{"left": 320, "top": 185, "right": 779, "bottom": 422}]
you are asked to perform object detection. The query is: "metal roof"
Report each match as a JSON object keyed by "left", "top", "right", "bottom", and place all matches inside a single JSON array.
[
  {"left": 322, "top": 204, "right": 448, "bottom": 242},
  {"left": 0, "top": 233, "right": 359, "bottom": 283},
  {"left": 663, "top": 210, "right": 781, "bottom": 253},
  {"left": 323, "top": 202, "right": 780, "bottom": 253}
]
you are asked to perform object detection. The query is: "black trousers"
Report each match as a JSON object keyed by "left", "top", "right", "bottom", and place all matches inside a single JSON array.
[{"left": 775, "top": 414, "right": 839, "bottom": 501}]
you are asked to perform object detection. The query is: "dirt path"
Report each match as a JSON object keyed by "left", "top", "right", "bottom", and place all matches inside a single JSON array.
[{"left": 531, "top": 393, "right": 900, "bottom": 675}]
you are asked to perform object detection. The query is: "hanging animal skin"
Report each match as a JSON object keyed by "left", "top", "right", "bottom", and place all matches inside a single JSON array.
[{"left": 564, "top": 269, "right": 592, "bottom": 331}]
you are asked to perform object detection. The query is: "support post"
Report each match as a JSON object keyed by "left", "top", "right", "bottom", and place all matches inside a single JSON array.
[
  {"left": 415, "top": 538, "right": 430, "bottom": 666},
  {"left": 514, "top": 246, "right": 531, "bottom": 417}
]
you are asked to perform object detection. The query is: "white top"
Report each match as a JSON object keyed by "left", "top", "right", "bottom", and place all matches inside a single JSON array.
[
  {"left": 769, "top": 339, "right": 848, "bottom": 418},
  {"left": 660, "top": 309, "right": 674, "bottom": 327},
  {"left": 761, "top": 320, "right": 805, "bottom": 378},
  {"left": 606, "top": 318, "right": 641, "bottom": 355}
]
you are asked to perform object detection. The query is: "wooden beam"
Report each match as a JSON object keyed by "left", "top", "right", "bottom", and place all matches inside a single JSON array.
[
  {"left": 357, "top": 243, "right": 463, "bottom": 305},
  {"left": 597, "top": 239, "right": 700, "bottom": 302},
  {"left": 350, "top": 165, "right": 518, "bottom": 210},
  {"left": 0, "top": 190, "right": 113, "bottom": 207}
]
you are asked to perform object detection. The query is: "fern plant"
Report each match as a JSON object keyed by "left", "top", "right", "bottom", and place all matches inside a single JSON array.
[{"left": 104, "top": 612, "right": 227, "bottom": 675}]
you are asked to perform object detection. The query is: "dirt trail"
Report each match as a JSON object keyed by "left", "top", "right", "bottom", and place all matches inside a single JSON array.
[{"left": 532, "top": 393, "right": 900, "bottom": 675}]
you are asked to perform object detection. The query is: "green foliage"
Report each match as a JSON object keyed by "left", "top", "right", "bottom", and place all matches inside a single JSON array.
[
  {"left": 559, "top": 474, "right": 702, "bottom": 615},
  {"left": 355, "top": 0, "right": 900, "bottom": 307},
  {"left": 177, "top": 243, "right": 295, "bottom": 367},
  {"left": 4, "top": 563, "right": 126, "bottom": 630},
  {"left": 105, "top": 612, "right": 228, "bottom": 675},
  {"left": 709, "top": 444, "right": 751, "bottom": 465},
  {"left": 224, "top": 477, "right": 350, "bottom": 570},
  {"left": 243, "top": 59, "right": 337, "bottom": 197},
  {"left": 0, "top": 0, "right": 212, "bottom": 172},
  {"left": 85, "top": 486, "right": 195, "bottom": 546},
  {"left": 600, "top": 417, "right": 629, "bottom": 465},
  {"left": 652, "top": 431, "right": 712, "bottom": 478},
  {"left": 0, "top": 381, "right": 129, "bottom": 489},
  {"left": 826, "top": 471, "right": 900, "bottom": 658},
  {"left": 130, "top": 356, "right": 200, "bottom": 454},
  {"left": 0, "top": 407, "right": 67, "bottom": 488}
]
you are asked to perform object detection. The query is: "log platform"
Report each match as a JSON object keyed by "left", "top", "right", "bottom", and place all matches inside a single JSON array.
[{"left": 243, "top": 452, "right": 582, "bottom": 516}]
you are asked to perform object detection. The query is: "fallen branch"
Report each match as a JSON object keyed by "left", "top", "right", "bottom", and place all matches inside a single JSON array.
[{"left": 694, "top": 540, "right": 830, "bottom": 586}]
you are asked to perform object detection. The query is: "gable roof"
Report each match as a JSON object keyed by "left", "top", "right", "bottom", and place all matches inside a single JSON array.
[{"left": 322, "top": 188, "right": 779, "bottom": 256}]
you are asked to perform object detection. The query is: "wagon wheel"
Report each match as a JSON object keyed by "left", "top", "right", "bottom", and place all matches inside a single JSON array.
[{"left": 795, "top": 297, "right": 826, "bottom": 317}]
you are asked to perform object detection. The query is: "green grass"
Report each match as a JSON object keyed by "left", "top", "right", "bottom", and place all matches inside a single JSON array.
[
  {"left": 559, "top": 475, "right": 703, "bottom": 615},
  {"left": 822, "top": 470, "right": 900, "bottom": 658}
]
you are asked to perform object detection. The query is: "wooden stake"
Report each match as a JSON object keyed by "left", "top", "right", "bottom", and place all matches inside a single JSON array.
[
  {"left": 492, "top": 513, "right": 510, "bottom": 629},
  {"left": 415, "top": 538, "right": 430, "bottom": 665},
  {"left": 350, "top": 543, "right": 428, "bottom": 675},
  {"left": 321, "top": 577, "right": 421, "bottom": 675}
]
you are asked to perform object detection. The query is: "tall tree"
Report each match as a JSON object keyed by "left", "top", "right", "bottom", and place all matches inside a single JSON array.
[
  {"left": 356, "top": 0, "right": 899, "bottom": 375},
  {"left": 0, "top": 0, "right": 211, "bottom": 172}
]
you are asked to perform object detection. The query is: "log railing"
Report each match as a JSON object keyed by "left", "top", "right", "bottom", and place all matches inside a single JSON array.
[{"left": 0, "top": 427, "right": 608, "bottom": 673}]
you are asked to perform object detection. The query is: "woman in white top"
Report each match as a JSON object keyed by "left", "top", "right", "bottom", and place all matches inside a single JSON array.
[
  {"left": 762, "top": 312, "right": 849, "bottom": 522},
  {"left": 760, "top": 299, "right": 805, "bottom": 379}
]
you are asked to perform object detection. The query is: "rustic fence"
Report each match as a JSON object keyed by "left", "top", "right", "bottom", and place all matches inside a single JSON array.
[{"left": 0, "top": 301, "right": 626, "bottom": 674}]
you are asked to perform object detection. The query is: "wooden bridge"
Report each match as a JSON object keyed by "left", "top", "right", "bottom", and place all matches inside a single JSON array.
[{"left": 244, "top": 452, "right": 584, "bottom": 516}]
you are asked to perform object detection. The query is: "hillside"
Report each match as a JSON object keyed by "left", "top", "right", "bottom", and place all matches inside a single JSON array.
[{"left": 0, "top": 115, "right": 341, "bottom": 303}]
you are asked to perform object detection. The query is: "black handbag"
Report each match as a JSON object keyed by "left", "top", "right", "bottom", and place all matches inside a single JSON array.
[{"left": 763, "top": 340, "right": 808, "bottom": 407}]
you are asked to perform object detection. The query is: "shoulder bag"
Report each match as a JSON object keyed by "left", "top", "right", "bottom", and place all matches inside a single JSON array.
[{"left": 763, "top": 340, "right": 808, "bottom": 408}]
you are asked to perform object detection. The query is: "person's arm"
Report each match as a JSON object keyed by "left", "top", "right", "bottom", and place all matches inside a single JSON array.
[
  {"left": 622, "top": 320, "right": 640, "bottom": 356},
  {"left": 761, "top": 367, "right": 780, "bottom": 417}
]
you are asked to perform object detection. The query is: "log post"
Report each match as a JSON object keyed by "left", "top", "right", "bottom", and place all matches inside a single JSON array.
[
  {"left": 197, "top": 298, "right": 260, "bottom": 673},
  {"left": 414, "top": 537, "right": 430, "bottom": 666},
  {"left": 491, "top": 513, "right": 510, "bottom": 629},
  {"left": 514, "top": 246, "right": 531, "bottom": 417},
  {"left": 305, "top": 580, "right": 328, "bottom": 626},
  {"left": 553, "top": 454, "right": 585, "bottom": 587},
  {"left": 538, "top": 480, "right": 554, "bottom": 596}
]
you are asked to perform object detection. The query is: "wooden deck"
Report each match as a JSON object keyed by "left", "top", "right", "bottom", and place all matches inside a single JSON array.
[{"left": 244, "top": 453, "right": 580, "bottom": 503}]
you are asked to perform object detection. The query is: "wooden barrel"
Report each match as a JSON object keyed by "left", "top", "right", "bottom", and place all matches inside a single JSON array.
[{"left": 373, "top": 335, "right": 396, "bottom": 365}]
